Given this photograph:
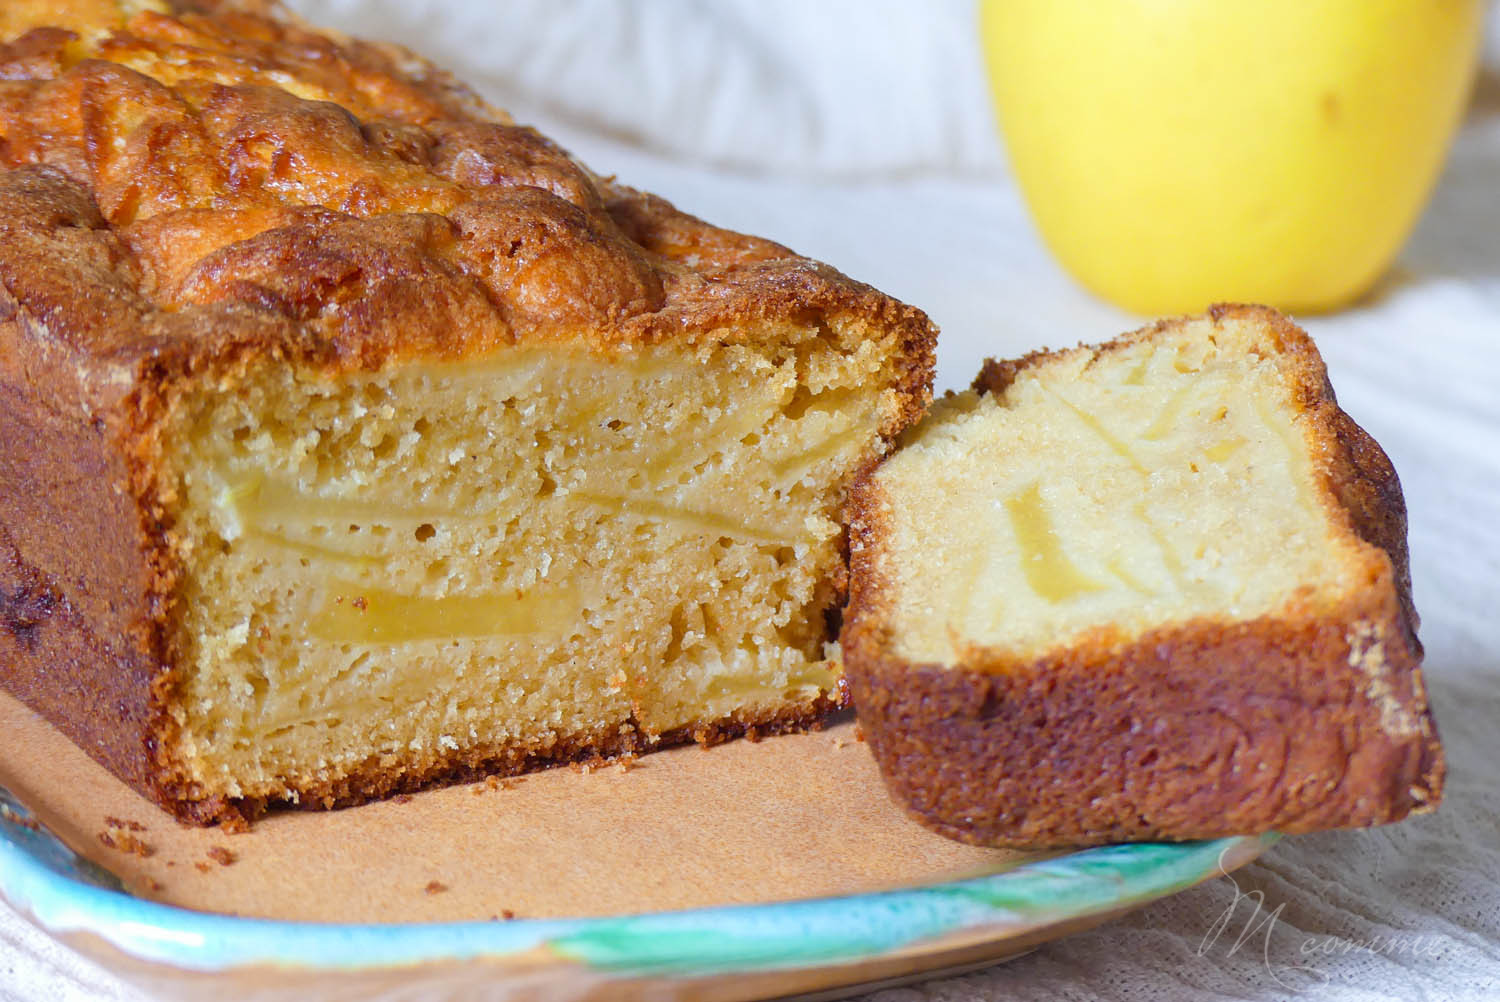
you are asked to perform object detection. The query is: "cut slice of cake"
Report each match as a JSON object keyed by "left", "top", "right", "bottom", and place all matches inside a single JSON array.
[
  {"left": 841, "top": 305, "right": 1441, "bottom": 849},
  {"left": 0, "top": 3, "right": 934, "bottom": 826}
]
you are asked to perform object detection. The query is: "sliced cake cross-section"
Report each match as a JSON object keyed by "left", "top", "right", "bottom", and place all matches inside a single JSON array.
[
  {"left": 842, "top": 305, "right": 1441, "bottom": 849},
  {"left": 0, "top": 2, "right": 934, "bottom": 826}
]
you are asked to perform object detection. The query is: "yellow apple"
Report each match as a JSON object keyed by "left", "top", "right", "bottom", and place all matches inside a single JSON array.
[{"left": 979, "top": 0, "right": 1484, "bottom": 314}]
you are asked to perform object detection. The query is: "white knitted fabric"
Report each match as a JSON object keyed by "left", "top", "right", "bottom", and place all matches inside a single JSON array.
[{"left": 4, "top": 3, "right": 1499, "bottom": 999}]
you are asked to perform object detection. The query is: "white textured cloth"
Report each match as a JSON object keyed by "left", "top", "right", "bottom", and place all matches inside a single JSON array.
[
  {"left": 4, "top": 3, "right": 1500, "bottom": 1000},
  {"left": 299, "top": 0, "right": 1004, "bottom": 177}
]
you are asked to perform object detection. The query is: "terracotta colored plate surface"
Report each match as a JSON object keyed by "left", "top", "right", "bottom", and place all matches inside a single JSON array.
[{"left": 0, "top": 690, "right": 1273, "bottom": 1001}]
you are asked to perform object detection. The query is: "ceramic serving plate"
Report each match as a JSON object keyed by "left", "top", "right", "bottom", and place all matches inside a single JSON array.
[{"left": 0, "top": 693, "right": 1275, "bottom": 1001}]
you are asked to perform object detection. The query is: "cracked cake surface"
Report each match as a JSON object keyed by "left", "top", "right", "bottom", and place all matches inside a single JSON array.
[{"left": 0, "top": 0, "right": 935, "bottom": 825}]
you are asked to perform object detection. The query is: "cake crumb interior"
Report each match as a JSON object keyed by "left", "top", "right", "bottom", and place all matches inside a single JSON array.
[
  {"left": 166, "top": 332, "right": 890, "bottom": 801},
  {"left": 878, "top": 321, "right": 1365, "bottom": 665}
]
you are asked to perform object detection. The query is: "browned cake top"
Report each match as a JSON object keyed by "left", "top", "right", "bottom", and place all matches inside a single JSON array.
[{"left": 0, "top": 0, "right": 934, "bottom": 384}]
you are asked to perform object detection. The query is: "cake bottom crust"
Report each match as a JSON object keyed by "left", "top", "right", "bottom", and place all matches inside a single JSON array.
[
  {"left": 843, "top": 594, "right": 1442, "bottom": 850},
  {"left": 172, "top": 689, "right": 848, "bottom": 830}
]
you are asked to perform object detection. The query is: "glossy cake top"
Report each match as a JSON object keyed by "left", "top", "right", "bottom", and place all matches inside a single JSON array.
[{"left": 0, "top": 0, "right": 934, "bottom": 382}]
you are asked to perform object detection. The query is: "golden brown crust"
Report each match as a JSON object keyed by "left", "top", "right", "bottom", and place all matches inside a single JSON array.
[
  {"left": 0, "top": 2, "right": 936, "bottom": 825},
  {"left": 0, "top": 5, "right": 937, "bottom": 371},
  {"left": 842, "top": 305, "right": 1442, "bottom": 849}
]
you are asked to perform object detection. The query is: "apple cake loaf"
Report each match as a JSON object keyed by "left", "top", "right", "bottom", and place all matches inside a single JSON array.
[
  {"left": 0, "top": 2, "right": 935, "bottom": 825},
  {"left": 842, "top": 305, "right": 1441, "bottom": 848}
]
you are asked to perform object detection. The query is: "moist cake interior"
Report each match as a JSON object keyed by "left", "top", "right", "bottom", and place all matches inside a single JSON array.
[
  {"left": 165, "top": 329, "right": 889, "bottom": 802},
  {"left": 877, "top": 319, "right": 1371, "bottom": 664}
]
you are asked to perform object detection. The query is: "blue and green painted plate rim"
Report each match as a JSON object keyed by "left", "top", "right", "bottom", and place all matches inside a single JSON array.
[{"left": 0, "top": 790, "right": 1277, "bottom": 979}]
